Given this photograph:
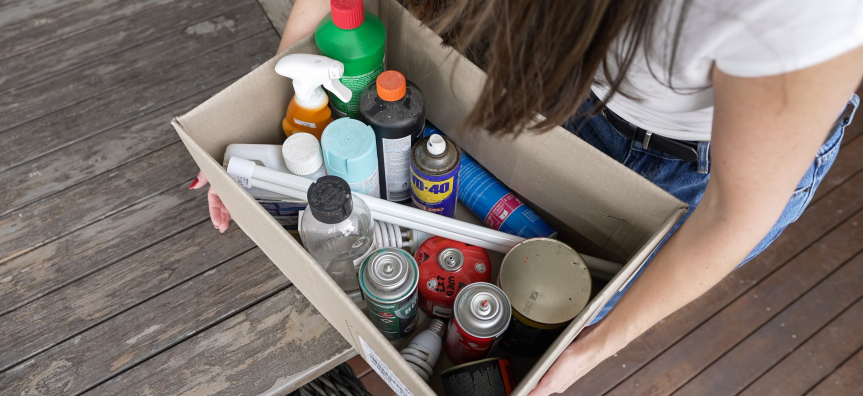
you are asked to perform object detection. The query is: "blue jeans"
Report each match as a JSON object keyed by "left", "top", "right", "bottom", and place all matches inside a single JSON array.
[{"left": 568, "top": 94, "right": 860, "bottom": 326}]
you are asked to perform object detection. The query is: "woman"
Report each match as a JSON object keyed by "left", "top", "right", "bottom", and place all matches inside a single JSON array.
[{"left": 190, "top": 0, "right": 863, "bottom": 394}]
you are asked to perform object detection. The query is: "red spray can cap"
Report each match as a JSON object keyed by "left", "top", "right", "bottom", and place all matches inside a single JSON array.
[{"left": 331, "top": 0, "right": 365, "bottom": 30}]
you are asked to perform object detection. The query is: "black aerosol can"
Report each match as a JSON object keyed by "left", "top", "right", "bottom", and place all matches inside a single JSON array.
[{"left": 360, "top": 70, "right": 425, "bottom": 202}]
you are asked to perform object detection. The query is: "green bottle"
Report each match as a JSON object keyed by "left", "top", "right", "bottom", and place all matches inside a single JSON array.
[{"left": 315, "top": 0, "right": 386, "bottom": 119}]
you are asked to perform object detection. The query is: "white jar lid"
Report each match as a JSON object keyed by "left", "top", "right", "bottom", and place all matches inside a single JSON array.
[{"left": 282, "top": 133, "right": 324, "bottom": 176}]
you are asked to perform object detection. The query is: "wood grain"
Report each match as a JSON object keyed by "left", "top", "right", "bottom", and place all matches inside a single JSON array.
[
  {"left": 0, "top": 29, "right": 277, "bottom": 174},
  {"left": 0, "top": 249, "right": 291, "bottom": 396},
  {"left": 674, "top": 252, "right": 863, "bottom": 395},
  {"left": 0, "top": 185, "right": 207, "bottom": 316},
  {"left": 806, "top": 348, "right": 863, "bottom": 396},
  {"left": 84, "top": 287, "right": 352, "bottom": 396},
  {"left": 738, "top": 296, "right": 863, "bottom": 396},
  {"left": 0, "top": 221, "right": 255, "bottom": 372},
  {"left": 0, "top": 0, "right": 174, "bottom": 62},
  {"left": 0, "top": 0, "right": 92, "bottom": 29},
  {"left": 0, "top": 143, "right": 197, "bottom": 261},
  {"left": 603, "top": 208, "right": 863, "bottom": 396},
  {"left": 566, "top": 161, "right": 863, "bottom": 396},
  {"left": 0, "top": 1, "right": 266, "bottom": 127},
  {"left": 0, "top": 81, "right": 228, "bottom": 217},
  {"left": 257, "top": 0, "right": 295, "bottom": 36}
]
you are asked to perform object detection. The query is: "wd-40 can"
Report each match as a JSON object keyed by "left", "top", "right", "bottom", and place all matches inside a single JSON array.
[
  {"left": 410, "top": 134, "right": 460, "bottom": 218},
  {"left": 498, "top": 238, "right": 591, "bottom": 356},
  {"left": 359, "top": 248, "right": 420, "bottom": 341},
  {"left": 415, "top": 236, "right": 491, "bottom": 319},
  {"left": 445, "top": 282, "right": 511, "bottom": 365}
]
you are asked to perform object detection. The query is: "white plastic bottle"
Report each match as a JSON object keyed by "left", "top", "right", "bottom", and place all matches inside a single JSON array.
[{"left": 282, "top": 133, "right": 327, "bottom": 181}]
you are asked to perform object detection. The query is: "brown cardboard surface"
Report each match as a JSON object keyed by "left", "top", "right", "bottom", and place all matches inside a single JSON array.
[{"left": 173, "top": 0, "right": 687, "bottom": 394}]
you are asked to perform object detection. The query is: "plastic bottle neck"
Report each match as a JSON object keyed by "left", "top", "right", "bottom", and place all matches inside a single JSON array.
[{"left": 294, "top": 85, "right": 328, "bottom": 109}]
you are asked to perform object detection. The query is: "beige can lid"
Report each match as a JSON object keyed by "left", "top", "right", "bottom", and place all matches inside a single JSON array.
[{"left": 499, "top": 238, "right": 591, "bottom": 325}]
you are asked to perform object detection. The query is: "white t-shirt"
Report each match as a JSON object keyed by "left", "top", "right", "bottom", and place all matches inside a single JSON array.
[{"left": 591, "top": 0, "right": 863, "bottom": 142}]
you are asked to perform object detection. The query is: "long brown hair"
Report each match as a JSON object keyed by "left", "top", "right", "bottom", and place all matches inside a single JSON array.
[{"left": 406, "top": 0, "right": 685, "bottom": 134}]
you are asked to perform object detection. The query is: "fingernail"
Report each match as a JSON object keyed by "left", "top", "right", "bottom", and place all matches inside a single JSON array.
[{"left": 188, "top": 178, "right": 198, "bottom": 189}]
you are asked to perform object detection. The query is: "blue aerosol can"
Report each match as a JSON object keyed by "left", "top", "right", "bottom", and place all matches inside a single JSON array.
[{"left": 410, "top": 134, "right": 460, "bottom": 218}]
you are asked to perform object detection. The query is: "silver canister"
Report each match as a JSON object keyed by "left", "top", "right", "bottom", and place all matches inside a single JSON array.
[
  {"left": 359, "top": 248, "right": 420, "bottom": 341},
  {"left": 445, "top": 282, "right": 511, "bottom": 365}
]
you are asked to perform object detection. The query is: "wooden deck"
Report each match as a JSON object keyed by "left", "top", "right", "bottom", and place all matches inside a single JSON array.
[{"left": 0, "top": 1, "right": 860, "bottom": 395}]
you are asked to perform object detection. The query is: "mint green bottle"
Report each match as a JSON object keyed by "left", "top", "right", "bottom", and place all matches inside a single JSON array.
[{"left": 315, "top": 0, "right": 386, "bottom": 119}]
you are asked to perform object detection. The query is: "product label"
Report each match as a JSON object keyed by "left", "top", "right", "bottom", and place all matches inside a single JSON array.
[
  {"left": 359, "top": 336, "right": 414, "bottom": 396},
  {"left": 446, "top": 317, "right": 495, "bottom": 365},
  {"left": 293, "top": 118, "right": 316, "bottom": 128},
  {"left": 329, "top": 62, "right": 384, "bottom": 118},
  {"left": 382, "top": 135, "right": 412, "bottom": 201},
  {"left": 410, "top": 161, "right": 459, "bottom": 218},
  {"left": 484, "top": 193, "right": 524, "bottom": 231},
  {"left": 442, "top": 359, "right": 514, "bottom": 396},
  {"left": 348, "top": 168, "right": 381, "bottom": 198},
  {"left": 365, "top": 292, "right": 418, "bottom": 341}
]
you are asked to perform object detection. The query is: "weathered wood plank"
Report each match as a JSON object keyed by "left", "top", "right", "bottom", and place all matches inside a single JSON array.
[
  {"left": 0, "top": 1, "right": 266, "bottom": 127},
  {"left": 0, "top": 0, "right": 91, "bottom": 29},
  {"left": 0, "top": 143, "right": 196, "bottom": 262},
  {"left": 674, "top": 252, "right": 863, "bottom": 396},
  {"left": 0, "top": 248, "right": 291, "bottom": 395},
  {"left": 0, "top": 220, "right": 255, "bottom": 372},
  {"left": 566, "top": 163, "right": 863, "bottom": 396},
  {"left": 84, "top": 287, "right": 352, "bottom": 396},
  {"left": 257, "top": 0, "right": 295, "bottom": 36},
  {"left": 0, "top": 185, "right": 207, "bottom": 316},
  {"left": 0, "top": 0, "right": 173, "bottom": 61},
  {"left": 737, "top": 297, "right": 863, "bottom": 396},
  {"left": 603, "top": 208, "right": 863, "bottom": 396},
  {"left": 0, "top": 80, "right": 229, "bottom": 217},
  {"left": 806, "top": 348, "right": 863, "bottom": 396},
  {"left": 0, "top": 29, "right": 277, "bottom": 174}
]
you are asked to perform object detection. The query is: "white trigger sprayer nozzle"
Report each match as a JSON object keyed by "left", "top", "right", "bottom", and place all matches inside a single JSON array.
[{"left": 275, "top": 54, "right": 352, "bottom": 108}]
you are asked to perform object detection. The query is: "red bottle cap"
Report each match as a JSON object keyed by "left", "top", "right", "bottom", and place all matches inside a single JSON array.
[
  {"left": 331, "top": 0, "right": 365, "bottom": 30},
  {"left": 376, "top": 71, "right": 406, "bottom": 101}
]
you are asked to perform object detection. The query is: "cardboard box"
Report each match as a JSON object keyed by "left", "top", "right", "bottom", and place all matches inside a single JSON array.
[{"left": 172, "top": 0, "right": 687, "bottom": 394}]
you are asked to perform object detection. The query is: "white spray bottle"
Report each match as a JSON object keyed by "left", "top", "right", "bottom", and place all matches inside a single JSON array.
[{"left": 275, "top": 53, "right": 352, "bottom": 140}]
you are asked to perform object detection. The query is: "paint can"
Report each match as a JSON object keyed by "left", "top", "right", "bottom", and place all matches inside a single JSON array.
[
  {"left": 359, "top": 248, "right": 419, "bottom": 341},
  {"left": 410, "top": 134, "right": 460, "bottom": 218},
  {"left": 441, "top": 357, "right": 515, "bottom": 396},
  {"left": 415, "top": 236, "right": 492, "bottom": 319},
  {"left": 498, "top": 238, "right": 591, "bottom": 356},
  {"left": 445, "top": 282, "right": 511, "bottom": 365}
]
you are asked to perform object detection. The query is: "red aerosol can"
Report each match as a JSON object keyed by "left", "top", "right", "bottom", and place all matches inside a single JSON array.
[
  {"left": 415, "top": 236, "right": 492, "bottom": 319},
  {"left": 445, "top": 282, "right": 511, "bottom": 365}
]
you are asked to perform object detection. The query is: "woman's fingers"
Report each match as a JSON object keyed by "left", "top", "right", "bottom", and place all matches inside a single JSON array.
[
  {"left": 219, "top": 201, "right": 231, "bottom": 233},
  {"left": 207, "top": 186, "right": 225, "bottom": 231},
  {"left": 189, "top": 170, "right": 209, "bottom": 189}
]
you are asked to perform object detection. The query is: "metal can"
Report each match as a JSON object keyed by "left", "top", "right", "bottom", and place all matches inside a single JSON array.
[
  {"left": 410, "top": 134, "right": 460, "bottom": 218},
  {"left": 359, "top": 248, "right": 420, "bottom": 341},
  {"left": 498, "top": 238, "right": 591, "bottom": 356},
  {"left": 441, "top": 357, "right": 515, "bottom": 396},
  {"left": 445, "top": 282, "right": 511, "bottom": 366},
  {"left": 415, "top": 236, "right": 492, "bottom": 319}
]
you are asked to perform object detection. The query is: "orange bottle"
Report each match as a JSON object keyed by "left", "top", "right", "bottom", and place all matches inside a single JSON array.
[{"left": 275, "top": 54, "right": 353, "bottom": 140}]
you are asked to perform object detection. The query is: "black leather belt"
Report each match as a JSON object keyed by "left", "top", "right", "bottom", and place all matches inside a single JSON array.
[{"left": 601, "top": 106, "right": 700, "bottom": 162}]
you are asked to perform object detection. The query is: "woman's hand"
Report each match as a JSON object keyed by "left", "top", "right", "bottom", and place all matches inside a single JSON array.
[
  {"left": 189, "top": 170, "right": 231, "bottom": 233},
  {"left": 527, "top": 327, "right": 609, "bottom": 396}
]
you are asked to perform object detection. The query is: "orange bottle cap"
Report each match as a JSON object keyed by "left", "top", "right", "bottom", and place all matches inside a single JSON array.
[{"left": 376, "top": 71, "right": 406, "bottom": 101}]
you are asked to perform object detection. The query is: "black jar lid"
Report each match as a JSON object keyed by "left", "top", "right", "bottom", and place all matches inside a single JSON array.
[{"left": 307, "top": 176, "right": 353, "bottom": 224}]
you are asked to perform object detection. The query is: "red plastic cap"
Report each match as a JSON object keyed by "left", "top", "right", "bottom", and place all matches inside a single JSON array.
[
  {"left": 377, "top": 71, "right": 406, "bottom": 101},
  {"left": 331, "top": 0, "right": 365, "bottom": 30}
]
